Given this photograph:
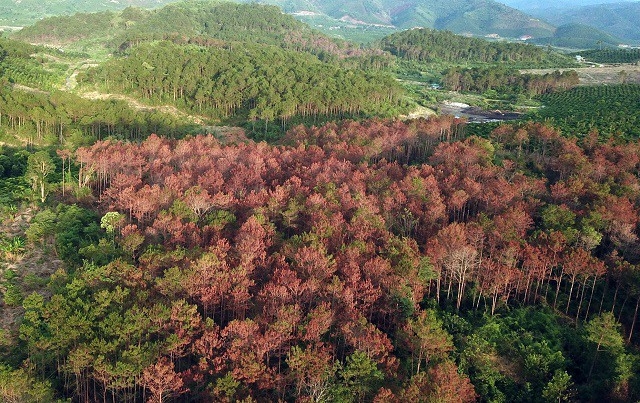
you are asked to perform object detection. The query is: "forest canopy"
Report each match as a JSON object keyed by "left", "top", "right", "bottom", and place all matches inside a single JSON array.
[
  {"left": 3, "top": 115, "right": 639, "bottom": 401},
  {"left": 379, "top": 28, "right": 573, "bottom": 67}
]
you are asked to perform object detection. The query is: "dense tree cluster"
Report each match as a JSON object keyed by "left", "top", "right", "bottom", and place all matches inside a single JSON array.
[
  {"left": 79, "top": 41, "right": 404, "bottom": 126},
  {"left": 11, "top": 115, "right": 640, "bottom": 401},
  {"left": 0, "top": 146, "right": 30, "bottom": 207},
  {"left": 379, "top": 28, "right": 570, "bottom": 66},
  {"left": 15, "top": 117, "right": 473, "bottom": 402},
  {"left": 0, "top": 38, "right": 38, "bottom": 63},
  {"left": 441, "top": 66, "right": 579, "bottom": 96}
]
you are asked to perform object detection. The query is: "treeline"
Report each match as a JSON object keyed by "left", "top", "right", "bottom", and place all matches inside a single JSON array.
[
  {"left": 0, "top": 86, "right": 199, "bottom": 146},
  {"left": 6, "top": 116, "right": 640, "bottom": 401},
  {"left": 534, "top": 84, "right": 640, "bottom": 140},
  {"left": 572, "top": 48, "right": 640, "bottom": 64},
  {"left": 79, "top": 41, "right": 404, "bottom": 126},
  {"left": 378, "top": 28, "right": 571, "bottom": 66},
  {"left": 442, "top": 66, "right": 579, "bottom": 95}
]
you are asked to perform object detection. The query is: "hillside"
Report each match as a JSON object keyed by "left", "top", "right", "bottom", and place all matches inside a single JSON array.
[
  {"left": 243, "top": 0, "right": 555, "bottom": 38},
  {"left": 530, "top": 1, "right": 640, "bottom": 42},
  {"left": 530, "top": 23, "right": 626, "bottom": 49}
]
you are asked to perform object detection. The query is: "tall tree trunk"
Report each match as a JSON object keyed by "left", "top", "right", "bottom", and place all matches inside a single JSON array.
[
  {"left": 554, "top": 267, "right": 564, "bottom": 309},
  {"left": 565, "top": 275, "right": 577, "bottom": 314},
  {"left": 611, "top": 281, "right": 621, "bottom": 314},
  {"left": 628, "top": 296, "right": 640, "bottom": 343},
  {"left": 586, "top": 275, "right": 598, "bottom": 320},
  {"left": 618, "top": 295, "right": 629, "bottom": 322},
  {"left": 40, "top": 180, "right": 46, "bottom": 203},
  {"left": 576, "top": 277, "right": 589, "bottom": 321}
]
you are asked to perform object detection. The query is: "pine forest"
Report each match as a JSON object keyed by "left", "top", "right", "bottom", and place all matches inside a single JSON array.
[{"left": 1, "top": 1, "right": 640, "bottom": 402}]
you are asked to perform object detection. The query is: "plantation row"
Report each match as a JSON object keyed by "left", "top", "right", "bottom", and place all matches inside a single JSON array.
[
  {"left": 533, "top": 84, "right": 640, "bottom": 140},
  {"left": 0, "top": 38, "right": 66, "bottom": 90},
  {"left": 573, "top": 48, "right": 640, "bottom": 64}
]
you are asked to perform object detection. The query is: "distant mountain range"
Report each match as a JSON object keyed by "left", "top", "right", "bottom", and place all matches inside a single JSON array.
[
  {"left": 1, "top": 0, "right": 555, "bottom": 39},
  {"left": 239, "top": 0, "right": 555, "bottom": 38},
  {"left": 530, "top": 23, "right": 626, "bottom": 49},
  {"left": 498, "top": 0, "right": 636, "bottom": 11},
  {"left": 529, "top": 1, "right": 640, "bottom": 42},
  {"left": 2, "top": 0, "right": 639, "bottom": 46}
]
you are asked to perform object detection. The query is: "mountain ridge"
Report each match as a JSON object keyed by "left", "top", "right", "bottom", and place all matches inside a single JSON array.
[
  {"left": 1, "top": 0, "right": 556, "bottom": 40},
  {"left": 550, "top": 2, "right": 640, "bottom": 41},
  {"left": 513, "top": 1, "right": 640, "bottom": 42},
  {"left": 242, "top": 0, "right": 555, "bottom": 38}
]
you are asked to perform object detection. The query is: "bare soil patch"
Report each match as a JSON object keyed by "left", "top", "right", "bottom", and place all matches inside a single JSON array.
[
  {"left": 521, "top": 64, "right": 640, "bottom": 86},
  {"left": 1, "top": 208, "right": 62, "bottom": 340}
]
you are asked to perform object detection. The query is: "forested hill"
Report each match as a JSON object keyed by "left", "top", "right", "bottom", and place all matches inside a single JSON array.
[
  {"left": 111, "top": 1, "right": 310, "bottom": 48},
  {"left": 529, "top": 1, "right": 640, "bottom": 42},
  {"left": 378, "top": 28, "right": 570, "bottom": 66},
  {"left": 14, "top": 2, "right": 306, "bottom": 48},
  {"left": 0, "top": 37, "right": 199, "bottom": 146},
  {"left": 530, "top": 23, "right": 626, "bottom": 50},
  {"left": 13, "top": 1, "right": 384, "bottom": 61},
  {"left": 78, "top": 41, "right": 404, "bottom": 131}
]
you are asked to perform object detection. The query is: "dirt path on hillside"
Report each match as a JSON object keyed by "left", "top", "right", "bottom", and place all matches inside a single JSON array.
[
  {"left": 33, "top": 53, "right": 211, "bottom": 126},
  {"left": 521, "top": 64, "right": 640, "bottom": 85},
  {"left": 81, "top": 91, "right": 208, "bottom": 125},
  {"left": 64, "top": 61, "right": 98, "bottom": 90}
]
